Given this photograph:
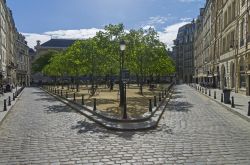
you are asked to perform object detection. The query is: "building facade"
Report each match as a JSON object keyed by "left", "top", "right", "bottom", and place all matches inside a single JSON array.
[
  {"left": 16, "top": 33, "right": 30, "bottom": 86},
  {"left": 32, "top": 39, "right": 77, "bottom": 83},
  {"left": 0, "top": 0, "right": 29, "bottom": 87},
  {"left": 173, "top": 22, "right": 195, "bottom": 83},
  {"left": 193, "top": 0, "right": 250, "bottom": 96}
]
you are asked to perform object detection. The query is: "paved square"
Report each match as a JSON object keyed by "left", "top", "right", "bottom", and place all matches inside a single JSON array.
[{"left": 0, "top": 85, "right": 249, "bottom": 164}]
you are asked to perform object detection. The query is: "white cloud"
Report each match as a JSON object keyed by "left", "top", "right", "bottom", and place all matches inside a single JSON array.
[
  {"left": 22, "top": 28, "right": 103, "bottom": 49},
  {"left": 158, "top": 22, "right": 190, "bottom": 49},
  {"left": 142, "top": 25, "right": 155, "bottom": 30},
  {"left": 23, "top": 22, "right": 190, "bottom": 51}
]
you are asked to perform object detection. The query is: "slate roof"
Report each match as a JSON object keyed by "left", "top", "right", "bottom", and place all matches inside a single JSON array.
[{"left": 40, "top": 39, "right": 77, "bottom": 48}]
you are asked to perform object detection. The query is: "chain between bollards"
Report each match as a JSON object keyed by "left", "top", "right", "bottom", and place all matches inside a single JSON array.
[{"left": 149, "top": 99, "right": 152, "bottom": 113}]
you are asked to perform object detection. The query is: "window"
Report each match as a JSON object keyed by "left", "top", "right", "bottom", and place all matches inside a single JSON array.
[
  {"left": 240, "top": 19, "right": 245, "bottom": 46},
  {"left": 239, "top": 58, "right": 246, "bottom": 88}
]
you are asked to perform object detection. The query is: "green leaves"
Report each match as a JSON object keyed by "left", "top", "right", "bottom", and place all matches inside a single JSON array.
[{"left": 41, "top": 24, "right": 175, "bottom": 79}]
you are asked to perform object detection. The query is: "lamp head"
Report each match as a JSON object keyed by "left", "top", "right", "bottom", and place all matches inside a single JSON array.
[{"left": 120, "top": 40, "right": 126, "bottom": 51}]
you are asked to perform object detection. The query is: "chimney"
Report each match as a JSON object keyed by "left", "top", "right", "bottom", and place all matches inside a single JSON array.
[{"left": 36, "top": 40, "right": 41, "bottom": 46}]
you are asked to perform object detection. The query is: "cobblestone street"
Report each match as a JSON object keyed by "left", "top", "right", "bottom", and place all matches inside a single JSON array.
[{"left": 0, "top": 86, "right": 250, "bottom": 164}]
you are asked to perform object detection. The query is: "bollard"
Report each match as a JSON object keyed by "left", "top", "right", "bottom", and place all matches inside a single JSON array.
[
  {"left": 221, "top": 93, "right": 223, "bottom": 102},
  {"left": 8, "top": 96, "right": 11, "bottom": 106},
  {"left": 73, "top": 93, "right": 76, "bottom": 102},
  {"left": 154, "top": 96, "right": 157, "bottom": 107},
  {"left": 205, "top": 88, "right": 207, "bottom": 94},
  {"left": 66, "top": 92, "right": 68, "bottom": 98},
  {"left": 159, "top": 93, "right": 161, "bottom": 102},
  {"left": 231, "top": 96, "right": 235, "bottom": 108},
  {"left": 3, "top": 99, "right": 7, "bottom": 111},
  {"left": 209, "top": 90, "right": 211, "bottom": 96},
  {"left": 61, "top": 90, "right": 62, "bottom": 96},
  {"left": 93, "top": 98, "right": 96, "bottom": 111},
  {"left": 82, "top": 94, "right": 84, "bottom": 105},
  {"left": 165, "top": 89, "right": 167, "bottom": 96},
  {"left": 162, "top": 91, "right": 164, "bottom": 98},
  {"left": 248, "top": 102, "right": 250, "bottom": 116},
  {"left": 149, "top": 99, "right": 152, "bottom": 113},
  {"left": 13, "top": 93, "right": 15, "bottom": 101},
  {"left": 214, "top": 91, "right": 216, "bottom": 99}
]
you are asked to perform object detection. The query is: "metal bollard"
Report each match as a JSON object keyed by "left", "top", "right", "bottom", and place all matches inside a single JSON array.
[
  {"left": 214, "top": 91, "right": 216, "bottom": 99},
  {"left": 61, "top": 90, "right": 62, "bottom": 96},
  {"left": 3, "top": 99, "right": 7, "bottom": 111},
  {"left": 209, "top": 90, "right": 211, "bottom": 96},
  {"left": 205, "top": 88, "right": 207, "bottom": 94},
  {"left": 66, "top": 92, "right": 68, "bottom": 98},
  {"left": 149, "top": 99, "right": 152, "bottom": 113},
  {"left": 93, "top": 98, "right": 96, "bottom": 111},
  {"left": 162, "top": 91, "right": 164, "bottom": 98},
  {"left": 231, "top": 96, "right": 235, "bottom": 108},
  {"left": 221, "top": 93, "right": 223, "bottom": 103},
  {"left": 13, "top": 93, "right": 15, "bottom": 101},
  {"left": 165, "top": 89, "right": 167, "bottom": 96},
  {"left": 154, "top": 96, "right": 157, "bottom": 107},
  {"left": 248, "top": 102, "right": 250, "bottom": 116},
  {"left": 73, "top": 93, "right": 76, "bottom": 102},
  {"left": 82, "top": 94, "right": 84, "bottom": 105},
  {"left": 8, "top": 96, "right": 11, "bottom": 106},
  {"left": 159, "top": 93, "right": 161, "bottom": 102}
]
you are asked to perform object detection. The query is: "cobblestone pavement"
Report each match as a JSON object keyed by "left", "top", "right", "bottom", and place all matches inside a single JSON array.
[{"left": 0, "top": 86, "right": 250, "bottom": 164}]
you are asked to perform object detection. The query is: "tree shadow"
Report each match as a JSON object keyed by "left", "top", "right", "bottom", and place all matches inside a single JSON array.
[
  {"left": 71, "top": 120, "right": 139, "bottom": 140},
  {"left": 167, "top": 98, "right": 193, "bottom": 112},
  {"left": 44, "top": 104, "right": 73, "bottom": 113}
]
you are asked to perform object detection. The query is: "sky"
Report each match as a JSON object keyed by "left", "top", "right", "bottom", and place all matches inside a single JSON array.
[{"left": 7, "top": 0, "right": 205, "bottom": 49}]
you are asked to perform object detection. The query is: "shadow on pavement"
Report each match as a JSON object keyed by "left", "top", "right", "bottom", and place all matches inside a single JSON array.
[
  {"left": 45, "top": 104, "right": 73, "bottom": 113},
  {"left": 71, "top": 120, "right": 154, "bottom": 140}
]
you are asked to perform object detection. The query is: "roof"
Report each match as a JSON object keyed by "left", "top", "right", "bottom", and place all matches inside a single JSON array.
[{"left": 40, "top": 39, "right": 77, "bottom": 48}]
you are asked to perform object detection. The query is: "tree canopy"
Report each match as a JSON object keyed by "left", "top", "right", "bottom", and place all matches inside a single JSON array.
[{"left": 41, "top": 24, "right": 175, "bottom": 84}]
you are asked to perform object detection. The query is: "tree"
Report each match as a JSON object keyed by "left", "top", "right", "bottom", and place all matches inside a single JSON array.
[{"left": 32, "top": 51, "right": 57, "bottom": 73}]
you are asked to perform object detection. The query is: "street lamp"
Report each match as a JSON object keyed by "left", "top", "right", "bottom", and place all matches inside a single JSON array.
[{"left": 119, "top": 40, "right": 127, "bottom": 119}]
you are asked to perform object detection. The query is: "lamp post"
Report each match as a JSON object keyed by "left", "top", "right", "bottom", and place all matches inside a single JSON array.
[
  {"left": 119, "top": 40, "right": 127, "bottom": 119},
  {"left": 230, "top": 39, "right": 238, "bottom": 93}
]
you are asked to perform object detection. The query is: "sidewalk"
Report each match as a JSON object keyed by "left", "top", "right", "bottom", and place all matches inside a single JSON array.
[
  {"left": 0, "top": 87, "right": 22, "bottom": 125},
  {"left": 190, "top": 84, "right": 250, "bottom": 122}
]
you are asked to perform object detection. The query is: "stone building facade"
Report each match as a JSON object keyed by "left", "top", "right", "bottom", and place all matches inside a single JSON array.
[
  {"left": 173, "top": 21, "right": 195, "bottom": 83},
  {"left": 0, "top": 0, "right": 29, "bottom": 87},
  {"left": 16, "top": 33, "right": 30, "bottom": 86},
  {"left": 193, "top": 0, "right": 250, "bottom": 95}
]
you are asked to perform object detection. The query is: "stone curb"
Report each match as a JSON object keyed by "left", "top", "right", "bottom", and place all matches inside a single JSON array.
[
  {"left": 42, "top": 84, "right": 174, "bottom": 123},
  {"left": 41, "top": 87, "right": 174, "bottom": 131},
  {"left": 0, "top": 87, "right": 25, "bottom": 127},
  {"left": 189, "top": 85, "right": 250, "bottom": 122}
]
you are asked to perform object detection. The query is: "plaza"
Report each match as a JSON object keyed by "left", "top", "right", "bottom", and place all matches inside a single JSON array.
[{"left": 1, "top": 0, "right": 250, "bottom": 164}]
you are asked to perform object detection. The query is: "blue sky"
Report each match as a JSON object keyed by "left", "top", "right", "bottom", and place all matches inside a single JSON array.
[{"left": 7, "top": 0, "right": 205, "bottom": 48}]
